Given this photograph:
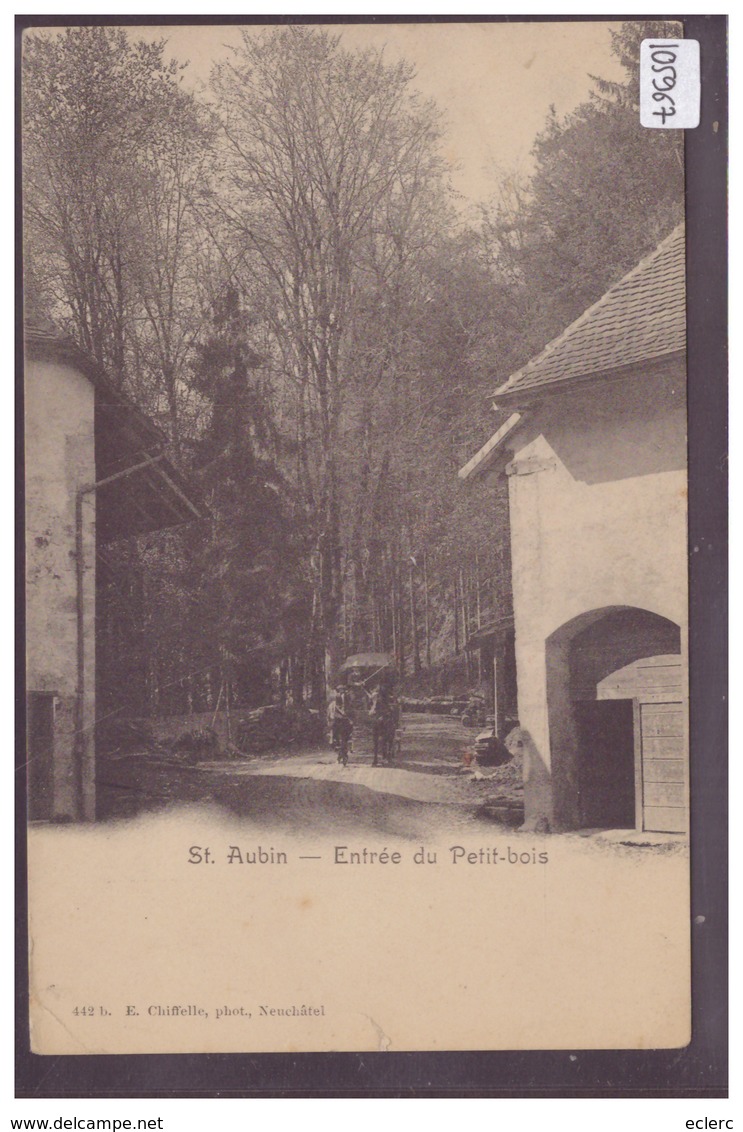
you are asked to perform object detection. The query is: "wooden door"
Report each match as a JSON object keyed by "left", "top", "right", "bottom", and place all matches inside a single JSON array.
[
  {"left": 27, "top": 692, "right": 55, "bottom": 821},
  {"left": 636, "top": 699, "right": 686, "bottom": 833}
]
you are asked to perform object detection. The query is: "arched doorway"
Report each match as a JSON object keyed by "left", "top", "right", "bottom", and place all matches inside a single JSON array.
[{"left": 546, "top": 607, "right": 685, "bottom": 832}]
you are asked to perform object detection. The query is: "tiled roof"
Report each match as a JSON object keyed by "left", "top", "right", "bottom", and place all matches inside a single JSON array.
[{"left": 494, "top": 225, "right": 686, "bottom": 401}]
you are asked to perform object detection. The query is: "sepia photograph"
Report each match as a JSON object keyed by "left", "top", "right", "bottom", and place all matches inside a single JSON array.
[{"left": 18, "top": 15, "right": 723, "bottom": 1071}]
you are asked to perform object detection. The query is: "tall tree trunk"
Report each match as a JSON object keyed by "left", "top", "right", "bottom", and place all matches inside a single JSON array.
[
  {"left": 460, "top": 567, "right": 472, "bottom": 682},
  {"left": 278, "top": 658, "right": 288, "bottom": 708},
  {"left": 475, "top": 552, "right": 482, "bottom": 629},
  {"left": 390, "top": 550, "right": 398, "bottom": 660},
  {"left": 225, "top": 664, "right": 233, "bottom": 742},
  {"left": 423, "top": 551, "right": 431, "bottom": 669},
  {"left": 163, "top": 362, "right": 181, "bottom": 458},
  {"left": 409, "top": 559, "right": 421, "bottom": 674}
]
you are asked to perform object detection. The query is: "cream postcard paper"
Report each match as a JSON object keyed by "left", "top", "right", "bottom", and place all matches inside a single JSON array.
[{"left": 23, "top": 19, "right": 690, "bottom": 1055}]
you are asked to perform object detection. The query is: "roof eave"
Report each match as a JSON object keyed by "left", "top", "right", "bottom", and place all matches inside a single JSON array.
[
  {"left": 465, "top": 612, "right": 515, "bottom": 649},
  {"left": 492, "top": 350, "right": 686, "bottom": 409},
  {"left": 458, "top": 412, "right": 523, "bottom": 481}
]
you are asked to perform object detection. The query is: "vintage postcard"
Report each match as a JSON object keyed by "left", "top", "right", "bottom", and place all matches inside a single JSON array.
[{"left": 21, "top": 17, "right": 714, "bottom": 1062}]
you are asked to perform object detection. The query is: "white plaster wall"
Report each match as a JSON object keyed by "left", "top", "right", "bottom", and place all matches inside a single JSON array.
[
  {"left": 25, "top": 356, "right": 96, "bottom": 818},
  {"left": 507, "top": 370, "right": 687, "bottom": 788}
]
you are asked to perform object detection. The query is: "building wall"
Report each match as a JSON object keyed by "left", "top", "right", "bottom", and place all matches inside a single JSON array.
[
  {"left": 26, "top": 356, "right": 96, "bottom": 819},
  {"left": 504, "top": 366, "right": 687, "bottom": 828}
]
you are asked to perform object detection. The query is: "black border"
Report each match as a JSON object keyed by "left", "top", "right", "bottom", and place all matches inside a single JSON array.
[{"left": 16, "top": 13, "right": 728, "bottom": 1099}]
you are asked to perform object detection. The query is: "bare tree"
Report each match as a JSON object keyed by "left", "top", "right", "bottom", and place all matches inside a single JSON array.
[
  {"left": 210, "top": 26, "right": 450, "bottom": 692},
  {"left": 23, "top": 26, "right": 212, "bottom": 449}
]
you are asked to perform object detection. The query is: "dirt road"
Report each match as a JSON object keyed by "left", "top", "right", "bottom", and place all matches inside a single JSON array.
[{"left": 97, "top": 712, "right": 523, "bottom": 834}]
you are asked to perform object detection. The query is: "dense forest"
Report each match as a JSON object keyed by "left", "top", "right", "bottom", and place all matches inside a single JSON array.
[{"left": 23, "top": 21, "right": 684, "bottom": 718}]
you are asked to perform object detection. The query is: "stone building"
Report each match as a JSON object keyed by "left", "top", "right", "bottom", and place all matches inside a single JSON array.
[
  {"left": 459, "top": 226, "right": 688, "bottom": 833},
  {"left": 25, "top": 319, "right": 203, "bottom": 821}
]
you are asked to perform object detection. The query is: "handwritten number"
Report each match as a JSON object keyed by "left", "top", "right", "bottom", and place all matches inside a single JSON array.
[
  {"left": 650, "top": 48, "right": 678, "bottom": 66},
  {"left": 653, "top": 73, "right": 676, "bottom": 92}
]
